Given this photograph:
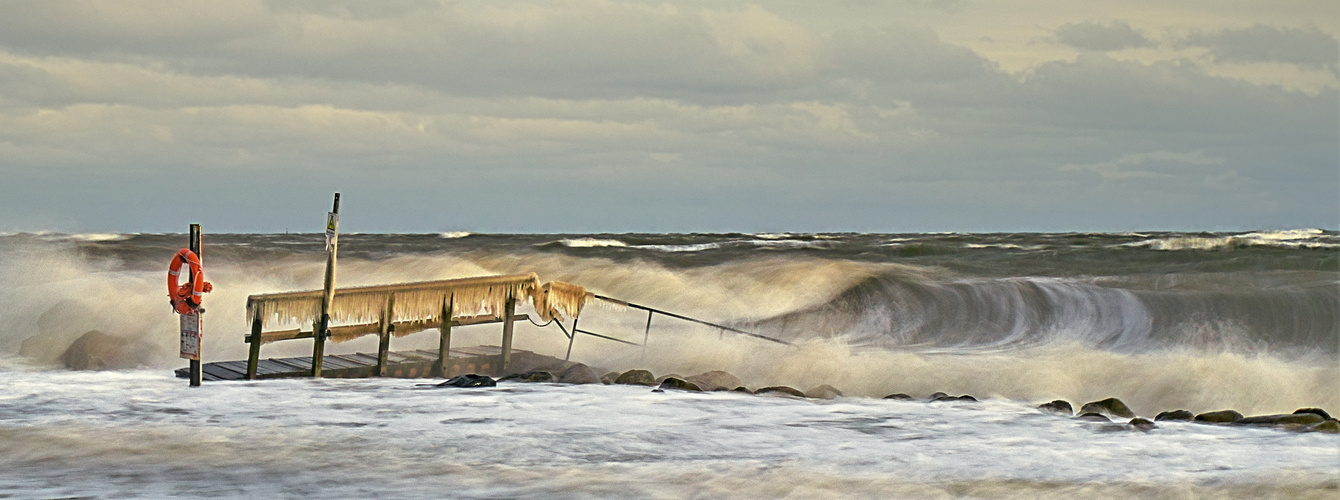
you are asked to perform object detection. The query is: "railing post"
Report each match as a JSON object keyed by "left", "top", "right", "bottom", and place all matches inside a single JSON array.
[
  {"left": 564, "top": 314, "right": 579, "bottom": 361},
  {"left": 246, "top": 308, "right": 262, "bottom": 380},
  {"left": 436, "top": 295, "right": 453, "bottom": 377},
  {"left": 641, "top": 310, "right": 653, "bottom": 361},
  {"left": 312, "top": 193, "right": 340, "bottom": 377},
  {"left": 376, "top": 294, "right": 395, "bottom": 377},
  {"left": 500, "top": 294, "right": 516, "bottom": 373}
]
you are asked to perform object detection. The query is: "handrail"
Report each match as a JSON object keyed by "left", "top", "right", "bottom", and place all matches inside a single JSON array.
[{"left": 591, "top": 294, "right": 792, "bottom": 345}]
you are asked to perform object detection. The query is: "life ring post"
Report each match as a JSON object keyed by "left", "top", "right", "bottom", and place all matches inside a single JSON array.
[
  {"left": 187, "top": 223, "right": 202, "bottom": 387},
  {"left": 312, "top": 193, "right": 340, "bottom": 377}
]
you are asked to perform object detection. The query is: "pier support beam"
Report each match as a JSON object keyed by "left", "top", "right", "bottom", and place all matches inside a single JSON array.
[
  {"left": 376, "top": 295, "right": 395, "bottom": 377},
  {"left": 436, "top": 297, "right": 453, "bottom": 377},
  {"left": 500, "top": 295, "right": 516, "bottom": 373},
  {"left": 312, "top": 193, "right": 340, "bottom": 377},
  {"left": 246, "top": 309, "right": 262, "bottom": 380}
]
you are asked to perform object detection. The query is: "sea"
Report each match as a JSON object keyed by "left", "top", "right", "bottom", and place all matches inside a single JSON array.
[{"left": 0, "top": 230, "right": 1336, "bottom": 498}]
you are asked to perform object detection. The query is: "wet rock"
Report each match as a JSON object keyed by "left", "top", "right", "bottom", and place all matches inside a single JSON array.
[
  {"left": 927, "top": 392, "right": 949, "bottom": 400},
  {"left": 655, "top": 373, "right": 684, "bottom": 384},
  {"left": 601, "top": 372, "right": 620, "bottom": 385},
  {"left": 1129, "top": 418, "right": 1157, "bottom": 431},
  {"left": 685, "top": 371, "right": 742, "bottom": 391},
  {"left": 59, "top": 330, "right": 165, "bottom": 370},
  {"left": 614, "top": 369, "right": 657, "bottom": 386},
  {"left": 1037, "top": 400, "right": 1073, "bottom": 416},
  {"left": 732, "top": 386, "right": 754, "bottom": 394},
  {"left": 657, "top": 378, "right": 703, "bottom": 392},
  {"left": 1235, "top": 413, "right": 1325, "bottom": 426},
  {"left": 1155, "top": 410, "right": 1194, "bottom": 421},
  {"left": 755, "top": 386, "right": 806, "bottom": 398},
  {"left": 1095, "top": 424, "right": 1130, "bottom": 433},
  {"left": 1076, "top": 412, "right": 1111, "bottom": 422},
  {"left": 804, "top": 385, "right": 843, "bottom": 400},
  {"left": 1306, "top": 419, "right": 1339, "bottom": 433},
  {"left": 1193, "top": 410, "right": 1243, "bottom": 423},
  {"left": 931, "top": 394, "right": 977, "bottom": 402},
  {"left": 1079, "top": 398, "right": 1135, "bottom": 419},
  {"left": 557, "top": 364, "right": 601, "bottom": 385},
  {"left": 1293, "top": 408, "right": 1332, "bottom": 420},
  {"left": 883, "top": 393, "right": 914, "bottom": 401},
  {"left": 436, "top": 374, "right": 496, "bottom": 388},
  {"left": 498, "top": 370, "right": 555, "bottom": 383}
]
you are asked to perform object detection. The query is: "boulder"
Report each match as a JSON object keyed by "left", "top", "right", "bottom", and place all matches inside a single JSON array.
[
  {"left": 883, "top": 393, "right": 914, "bottom": 401},
  {"left": 655, "top": 373, "right": 684, "bottom": 384},
  {"left": 1235, "top": 413, "right": 1325, "bottom": 426},
  {"left": 755, "top": 386, "right": 806, "bottom": 398},
  {"left": 804, "top": 385, "right": 844, "bottom": 400},
  {"left": 436, "top": 374, "right": 496, "bottom": 388},
  {"left": 1129, "top": 418, "right": 1157, "bottom": 431},
  {"left": 614, "top": 369, "right": 657, "bottom": 386},
  {"left": 931, "top": 394, "right": 976, "bottom": 402},
  {"left": 1037, "top": 400, "right": 1073, "bottom": 416},
  {"left": 1076, "top": 412, "right": 1111, "bottom": 422},
  {"left": 685, "top": 371, "right": 742, "bottom": 391},
  {"left": 498, "top": 370, "right": 555, "bottom": 383},
  {"left": 657, "top": 378, "right": 703, "bottom": 392},
  {"left": 1293, "top": 408, "right": 1332, "bottom": 420},
  {"left": 1079, "top": 398, "right": 1135, "bottom": 419},
  {"left": 601, "top": 372, "right": 620, "bottom": 385},
  {"left": 1154, "top": 410, "right": 1194, "bottom": 421},
  {"left": 732, "top": 386, "right": 754, "bottom": 394},
  {"left": 59, "top": 330, "right": 164, "bottom": 370},
  {"left": 927, "top": 392, "right": 949, "bottom": 400},
  {"left": 1193, "top": 410, "right": 1243, "bottom": 423},
  {"left": 557, "top": 364, "right": 601, "bottom": 384},
  {"left": 1307, "top": 419, "right": 1339, "bottom": 433}
]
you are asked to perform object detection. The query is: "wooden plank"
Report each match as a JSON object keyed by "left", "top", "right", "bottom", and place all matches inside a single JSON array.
[
  {"left": 319, "top": 356, "right": 361, "bottom": 370},
  {"left": 330, "top": 354, "right": 372, "bottom": 368},
  {"left": 269, "top": 357, "right": 311, "bottom": 372},
  {"left": 214, "top": 361, "right": 251, "bottom": 377},
  {"left": 201, "top": 364, "right": 242, "bottom": 381}
]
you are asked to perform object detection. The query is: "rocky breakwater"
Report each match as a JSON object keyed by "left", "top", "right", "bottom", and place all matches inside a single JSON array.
[{"left": 1031, "top": 397, "right": 1338, "bottom": 434}]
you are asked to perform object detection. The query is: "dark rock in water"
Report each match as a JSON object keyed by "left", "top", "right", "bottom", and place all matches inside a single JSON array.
[
  {"left": 927, "top": 392, "right": 949, "bottom": 401},
  {"left": 1293, "top": 408, "right": 1332, "bottom": 420},
  {"left": 1155, "top": 410, "right": 1194, "bottom": 421},
  {"left": 1096, "top": 424, "right": 1130, "bottom": 433},
  {"left": 1079, "top": 398, "right": 1135, "bottom": 419},
  {"left": 1193, "top": 410, "right": 1243, "bottom": 423},
  {"left": 733, "top": 386, "right": 753, "bottom": 394},
  {"left": 558, "top": 364, "right": 601, "bottom": 385},
  {"left": 601, "top": 372, "right": 620, "bottom": 385},
  {"left": 498, "top": 370, "right": 555, "bottom": 383},
  {"left": 1076, "top": 412, "right": 1112, "bottom": 422},
  {"left": 955, "top": 395, "right": 977, "bottom": 402},
  {"left": 1037, "top": 400, "right": 1073, "bottom": 416},
  {"left": 804, "top": 385, "right": 843, "bottom": 400},
  {"left": 756, "top": 386, "right": 806, "bottom": 398},
  {"left": 930, "top": 394, "right": 976, "bottom": 402},
  {"left": 1307, "top": 419, "right": 1340, "bottom": 433},
  {"left": 686, "top": 371, "right": 742, "bottom": 391},
  {"left": 883, "top": 393, "right": 914, "bottom": 401},
  {"left": 614, "top": 369, "right": 657, "bottom": 386},
  {"left": 657, "top": 378, "right": 703, "bottom": 392},
  {"left": 1235, "top": 413, "right": 1325, "bottom": 426},
  {"left": 437, "top": 374, "right": 496, "bottom": 388},
  {"left": 59, "top": 330, "right": 164, "bottom": 370},
  {"left": 1129, "top": 418, "right": 1157, "bottom": 431},
  {"left": 655, "top": 373, "right": 684, "bottom": 384}
]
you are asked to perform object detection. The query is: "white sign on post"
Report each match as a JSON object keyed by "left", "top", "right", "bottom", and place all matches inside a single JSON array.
[
  {"left": 325, "top": 212, "right": 339, "bottom": 250},
  {"left": 180, "top": 311, "right": 202, "bottom": 360}
]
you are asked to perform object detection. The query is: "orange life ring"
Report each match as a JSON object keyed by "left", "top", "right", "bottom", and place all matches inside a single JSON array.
[{"left": 167, "top": 248, "right": 212, "bottom": 314}]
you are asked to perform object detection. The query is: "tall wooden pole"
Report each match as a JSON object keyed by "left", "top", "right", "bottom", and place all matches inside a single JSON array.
[
  {"left": 188, "top": 224, "right": 202, "bottom": 387},
  {"left": 500, "top": 294, "right": 515, "bottom": 374},
  {"left": 312, "top": 193, "right": 340, "bottom": 377},
  {"left": 376, "top": 295, "right": 394, "bottom": 377},
  {"left": 436, "top": 295, "right": 453, "bottom": 377},
  {"left": 246, "top": 307, "right": 262, "bottom": 380}
]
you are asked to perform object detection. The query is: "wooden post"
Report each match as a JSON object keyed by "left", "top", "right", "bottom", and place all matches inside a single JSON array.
[
  {"left": 188, "top": 224, "right": 202, "bottom": 387},
  {"left": 564, "top": 314, "right": 579, "bottom": 361},
  {"left": 376, "top": 295, "right": 394, "bottom": 377},
  {"left": 500, "top": 294, "right": 516, "bottom": 373},
  {"left": 436, "top": 296, "right": 453, "bottom": 377},
  {"left": 312, "top": 193, "right": 340, "bottom": 377},
  {"left": 246, "top": 307, "right": 262, "bottom": 380},
  {"left": 641, "top": 309, "right": 653, "bottom": 361}
]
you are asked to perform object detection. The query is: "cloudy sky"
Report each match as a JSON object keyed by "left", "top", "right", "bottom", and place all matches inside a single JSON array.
[{"left": 1, "top": 0, "right": 1336, "bottom": 233}]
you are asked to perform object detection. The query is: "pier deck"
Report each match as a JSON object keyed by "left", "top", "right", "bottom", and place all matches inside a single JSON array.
[{"left": 176, "top": 345, "right": 548, "bottom": 381}]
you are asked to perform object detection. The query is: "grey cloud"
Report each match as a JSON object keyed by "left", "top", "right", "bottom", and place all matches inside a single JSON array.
[
  {"left": 1052, "top": 20, "right": 1152, "bottom": 52},
  {"left": 1178, "top": 24, "right": 1339, "bottom": 69}
]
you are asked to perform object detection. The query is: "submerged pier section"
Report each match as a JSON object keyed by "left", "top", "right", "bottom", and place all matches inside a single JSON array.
[{"left": 176, "top": 345, "right": 543, "bottom": 381}]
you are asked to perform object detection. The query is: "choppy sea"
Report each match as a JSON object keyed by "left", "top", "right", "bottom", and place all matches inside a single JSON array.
[{"left": 1, "top": 230, "right": 1337, "bottom": 498}]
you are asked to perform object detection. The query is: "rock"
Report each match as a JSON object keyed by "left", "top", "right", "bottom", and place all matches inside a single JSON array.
[
  {"left": 1155, "top": 410, "right": 1194, "bottom": 421},
  {"left": 732, "top": 386, "right": 753, "bottom": 394},
  {"left": 883, "top": 393, "right": 914, "bottom": 401},
  {"left": 1037, "top": 400, "right": 1073, "bottom": 416},
  {"left": 1076, "top": 412, "right": 1111, "bottom": 422},
  {"left": 1235, "top": 413, "right": 1325, "bottom": 426},
  {"left": 601, "top": 372, "right": 620, "bottom": 385},
  {"left": 614, "top": 369, "right": 657, "bottom": 386},
  {"left": 927, "top": 392, "right": 949, "bottom": 400},
  {"left": 804, "top": 385, "right": 843, "bottom": 400},
  {"left": 657, "top": 378, "right": 703, "bottom": 392},
  {"left": 1129, "top": 418, "right": 1157, "bottom": 431},
  {"left": 755, "top": 386, "right": 806, "bottom": 398},
  {"left": 1193, "top": 410, "right": 1243, "bottom": 423},
  {"left": 655, "top": 373, "right": 684, "bottom": 384},
  {"left": 557, "top": 364, "right": 601, "bottom": 384},
  {"left": 59, "top": 330, "right": 164, "bottom": 370},
  {"left": 1079, "top": 398, "right": 1135, "bottom": 419},
  {"left": 1293, "top": 408, "right": 1332, "bottom": 420},
  {"left": 1096, "top": 424, "right": 1130, "bottom": 433},
  {"left": 498, "top": 370, "right": 555, "bottom": 383},
  {"left": 1307, "top": 419, "right": 1339, "bottom": 433},
  {"left": 436, "top": 374, "right": 496, "bottom": 388},
  {"left": 930, "top": 394, "right": 976, "bottom": 402},
  {"left": 685, "top": 371, "right": 742, "bottom": 391}
]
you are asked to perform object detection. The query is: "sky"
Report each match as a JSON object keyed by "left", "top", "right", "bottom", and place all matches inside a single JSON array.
[{"left": 0, "top": 0, "right": 1336, "bottom": 234}]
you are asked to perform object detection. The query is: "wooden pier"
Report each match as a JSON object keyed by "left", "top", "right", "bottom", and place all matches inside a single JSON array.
[{"left": 176, "top": 345, "right": 557, "bottom": 381}]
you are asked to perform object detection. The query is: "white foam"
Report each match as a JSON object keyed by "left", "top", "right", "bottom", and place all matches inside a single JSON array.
[
  {"left": 439, "top": 231, "right": 473, "bottom": 239},
  {"left": 632, "top": 243, "right": 722, "bottom": 252},
  {"left": 555, "top": 238, "right": 628, "bottom": 248}
]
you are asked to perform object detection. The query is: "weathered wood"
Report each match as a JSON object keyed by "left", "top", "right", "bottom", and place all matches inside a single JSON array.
[
  {"left": 376, "top": 295, "right": 395, "bottom": 377},
  {"left": 251, "top": 314, "right": 530, "bottom": 344},
  {"left": 313, "top": 193, "right": 340, "bottom": 377},
  {"left": 246, "top": 309, "right": 263, "bottom": 380},
  {"left": 188, "top": 224, "right": 202, "bottom": 388},
  {"left": 500, "top": 295, "right": 516, "bottom": 372},
  {"left": 437, "top": 297, "right": 453, "bottom": 377},
  {"left": 177, "top": 346, "right": 541, "bottom": 381}
]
